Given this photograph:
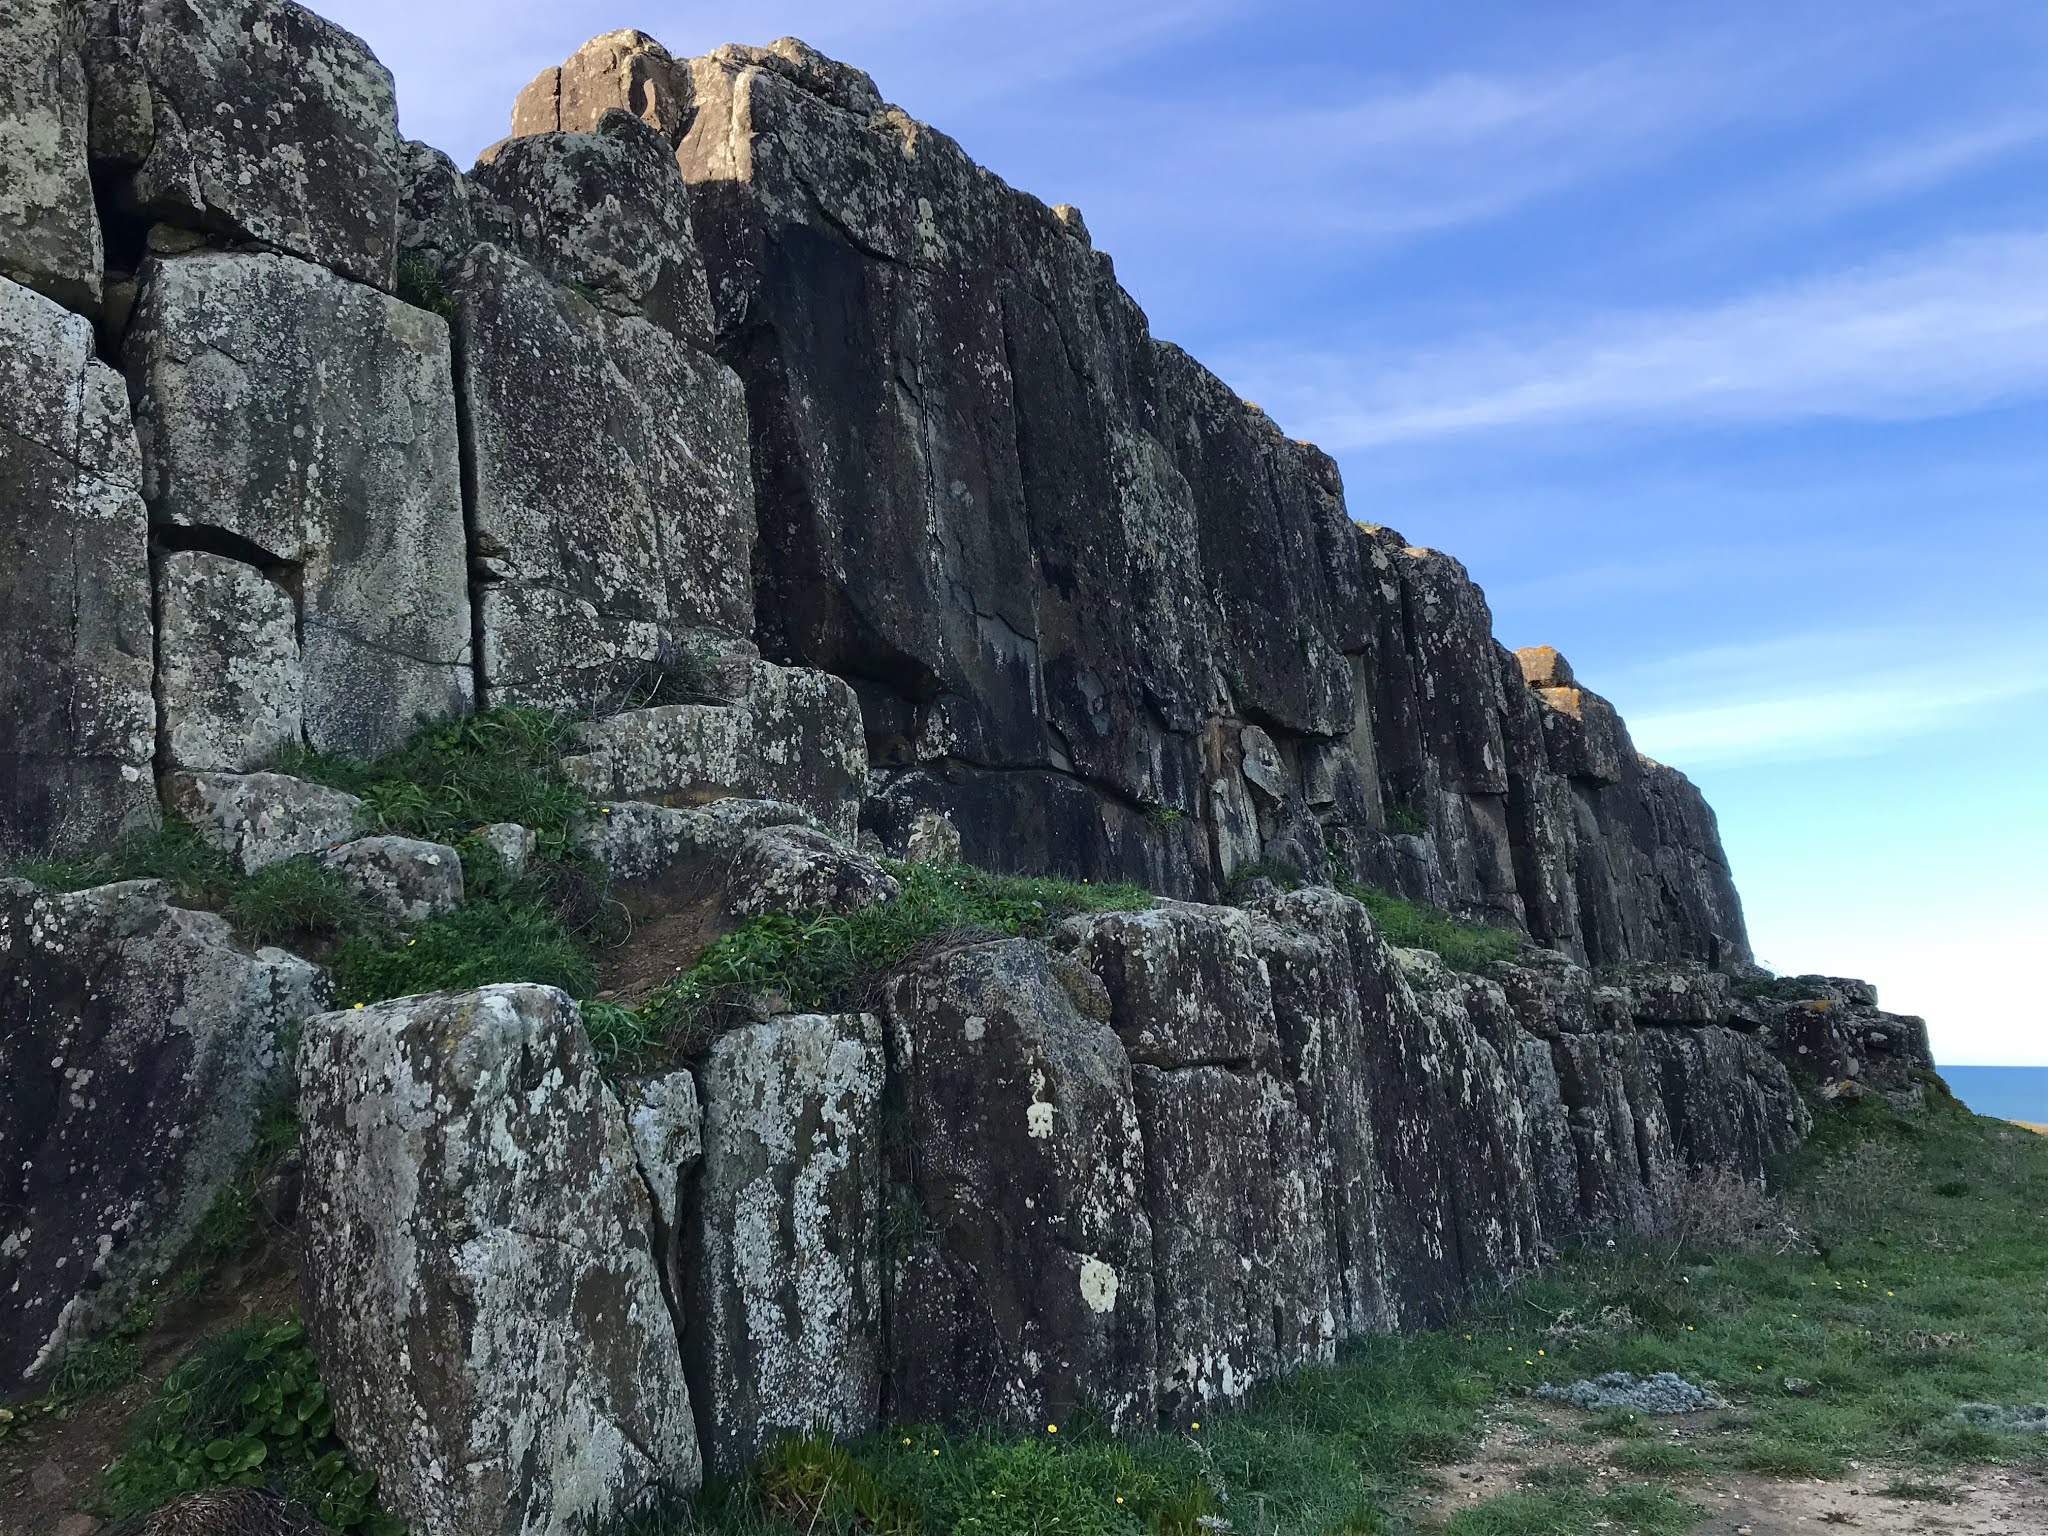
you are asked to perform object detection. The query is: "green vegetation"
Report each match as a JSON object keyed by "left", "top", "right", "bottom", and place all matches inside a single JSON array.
[
  {"left": 614, "top": 1096, "right": 2047, "bottom": 1536},
  {"left": 633, "top": 862, "right": 1150, "bottom": 1066},
  {"left": 104, "top": 1318, "right": 402, "bottom": 1535},
  {"left": 393, "top": 250, "right": 454, "bottom": 319},
  {"left": 1384, "top": 806, "right": 1431, "bottom": 837},
  {"left": 1337, "top": 882, "right": 1523, "bottom": 974}
]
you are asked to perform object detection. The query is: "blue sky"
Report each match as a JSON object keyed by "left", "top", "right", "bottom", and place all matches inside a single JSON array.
[{"left": 315, "top": 0, "right": 2047, "bottom": 1065}]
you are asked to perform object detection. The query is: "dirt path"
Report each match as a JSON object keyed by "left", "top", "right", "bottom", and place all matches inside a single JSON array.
[{"left": 1419, "top": 1404, "right": 2048, "bottom": 1535}]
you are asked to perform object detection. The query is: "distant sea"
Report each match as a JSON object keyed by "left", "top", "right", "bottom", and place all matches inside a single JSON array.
[{"left": 1939, "top": 1066, "right": 2048, "bottom": 1126}]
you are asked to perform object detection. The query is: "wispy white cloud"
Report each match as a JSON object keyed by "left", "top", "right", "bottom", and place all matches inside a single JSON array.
[
  {"left": 1611, "top": 625, "right": 2048, "bottom": 769},
  {"left": 1228, "top": 229, "right": 2048, "bottom": 448},
  {"left": 1821, "top": 112, "right": 2048, "bottom": 206}
]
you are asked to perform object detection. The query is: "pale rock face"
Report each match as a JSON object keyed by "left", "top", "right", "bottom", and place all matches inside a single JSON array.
[
  {"left": 1054, "top": 902, "right": 1275, "bottom": 1068},
  {"left": 0, "top": 878, "right": 323, "bottom": 1385},
  {"left": 475, "top": 821, "right": 536, "bottom": 877},
  {"left": 299, "top": 985, "right": 699, "bottom": 1536},
  {"left": 510, "top": 29, "right": 696, "bottom": 148},
  {"left": 452, "top": 242, "right": 753, "bottom": 714},
  {"left": 883, "top": 940, "right": 1156, "bottom": 1430},
  {"left": 156, "top": 550, "right": 302, "bottom": 772},
  {"left": 564, "top": 663, "right": 867, "bottom": 841},
  {"left": 683, "top": 1011, "right": 885, "bottom": 1470},
  {"left": 317, "top": 835, "right": 464, "bottom": 925},
  {"left": 724, "top": 824, "right": 901, "bottom": 918},
  {"left": 164, "top": 771, "right": 361, "bottom": 873},
  {"left": 0, "top": 277, "right": 157, "bottom": 862},
  {"left": 99, "top": 0, "right": 404, "bottom": 290},
  {"left": 128, "top": 250, "right": 473, "bottom": 755},
  {"left": 0, "top": 0, "right": 101, "bottom": 311}
]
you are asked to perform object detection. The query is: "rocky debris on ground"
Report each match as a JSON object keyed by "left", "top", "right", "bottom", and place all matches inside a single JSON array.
[{"left": 1537, "top": 1370, "right": 1722, "bottom": 1415}]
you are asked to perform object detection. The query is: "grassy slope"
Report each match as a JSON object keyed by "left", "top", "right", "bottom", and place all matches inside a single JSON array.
[{"left": 662, "top": 1097, "right": 2048, "bottom": 1536}]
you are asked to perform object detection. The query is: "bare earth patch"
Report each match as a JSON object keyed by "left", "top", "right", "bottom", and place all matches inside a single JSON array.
[{"left": 1416, "top": 1403, "right": 2048, "bottom": 1535}]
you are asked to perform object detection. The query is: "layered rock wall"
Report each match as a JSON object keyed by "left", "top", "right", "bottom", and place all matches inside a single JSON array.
[
  {"left": 2, "top": 8, "right": 1743, "bottom": 968},
  {"left": 0, "top": 6, "right": 1921, "bottom": 1528}
]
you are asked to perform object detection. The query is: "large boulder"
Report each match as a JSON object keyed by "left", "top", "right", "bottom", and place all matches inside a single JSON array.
[
  {"left": 473, "top": 107, "right": 714, "bottom": 343},
  {"left": 1053, "top": 903, "right": 1273, "bottom": 1068},
  {"left": 128, "top": 250, "right": 473, "bottom": 755},
  {"left": 451, "top": 239, "right": 752, "bottom": 714},
  {"left": 0, "top": 277, "right": 157, "bottom": 862},
  {"left": 316, "top": 835, "right": 463, "bottom": 925},
  {"left": 882, "top": 940, "right": 1155, "bottom": 1430},
  {"left": 0, "top": 878, "right": 322, "bottom": 1386},
  {"left": 94, "top": 0, "right": 404, "bottom": 290},
  {"left": 299, "top": 984, "right": 697, "bottom": 1536},
  {"left": 0, "top": 0, "right": 101, "bottom": 311},
  {"left": 682, "top": 1011, "right": 885, "bottom": 1470},
  {"left": 164, "top": 771, "right": 361, "bottom": 873},
  {"left": 563, "top": 662, "right": 867, "bottom": 841}
]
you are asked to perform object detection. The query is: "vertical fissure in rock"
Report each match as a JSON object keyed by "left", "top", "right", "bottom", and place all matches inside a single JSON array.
[{"left": 446, "top": 307, "right": 493, "bottom": 711}]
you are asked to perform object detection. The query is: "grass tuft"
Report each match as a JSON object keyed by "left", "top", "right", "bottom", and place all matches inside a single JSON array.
[{"left": 1337, "top": 881, "right": 1523, "bottom": 973}]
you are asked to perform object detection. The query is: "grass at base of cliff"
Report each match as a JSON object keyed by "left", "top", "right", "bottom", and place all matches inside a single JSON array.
[{"left": 639, "top": 1097, "right": 2047, "bottom": 1536}]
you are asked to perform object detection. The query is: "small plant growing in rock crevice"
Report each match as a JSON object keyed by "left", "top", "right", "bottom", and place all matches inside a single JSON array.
[{"left": 1335, "top": 880, "right": 1522, "bottom": 974}]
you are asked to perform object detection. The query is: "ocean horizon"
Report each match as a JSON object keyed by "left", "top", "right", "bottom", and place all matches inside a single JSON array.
[{"left": 1939, "top": 1065, "right": 2048, "bottom": 1125}]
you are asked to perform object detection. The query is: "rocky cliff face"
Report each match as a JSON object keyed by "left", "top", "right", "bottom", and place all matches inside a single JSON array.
[{"left": 0, "top": 7, "right": 1926, "bottom": 1531}]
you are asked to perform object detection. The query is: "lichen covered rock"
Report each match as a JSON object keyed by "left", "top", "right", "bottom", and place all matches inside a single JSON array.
[
  {"left": 0, "top": 0, "right": 101, "bottom": 311},
  {"left": 299, "top": 984, "right": 698, "bottom": 1536},
  {"left": 128, "top": 249, "right": 472, "bottom": 756},
  {"left": 156, "top": 550, "right": 302, "bottom": 772},
  {"left": 0, "top": 277, "right": 156, "bottom": 862},
  {"left": 316, "top": 835, "right": 464, "bottom": 925},
  {"left": 0, "top": 878, "right": 322, "bottom": 1385},
  {"left": 883, "top": 940, "right": 1156, "bottom": 1429},
  {"left": 164, "top": 771, "right": 360, "bottom": 873},
  {"left": 683, "top": 1011, "right": 885, "bottom": 1469}
]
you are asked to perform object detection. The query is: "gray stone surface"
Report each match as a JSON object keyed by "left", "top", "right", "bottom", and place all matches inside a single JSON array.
[
  {"left": 317, "top": 835, "right": 463, "bottom": 925},
  {"left": 725, "top": 824, "right": 899, "bottom": 919},
  {"left": 156, "top": 550, "right": 302, "bottom": 772},
  {"left": 0, "top": 277, "right": 157, "bottom": 862},
  {"left": 1054, "top": 903, "right": 1273, "bottom": 1068},
  {"left": 452, "top": 241, "right": 752, "bottom": 714},
  {"left": 1, "top": 878, "right": 322, "bottom": 1386},
  {"left": 0, "top": 0, "right": 101, "bottom": 311},
  {"left": 476, "top": 821, "right": 536, "bottom": 877},
  {"left": 682, "top": 1011, "right": 884, "bottom": 1470},
  {"left": 128, "top": 250, "right": 472, "bottom": 755},
  {"left": 474, "top": 107, "right": 713, "bottom": 342},
  {"left": 164, "top": 771, "right": 361, "bottom": 873},
  {"left": 99, "top": 0, "right": 403, "bottom": 290},
  {"left": 511, "top": 29, "right": 695, "bottom": 149},
  {"left": 563, "top": 662, "right": 866, "bottom": 841},
  {"left": 883, "top": 940, "right": 1155, "bottom": 1430},
  {"left": 299, "top": 984, "right": 698, "bottom": 1535}
]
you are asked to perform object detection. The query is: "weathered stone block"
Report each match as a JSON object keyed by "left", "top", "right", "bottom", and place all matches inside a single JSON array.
[
  {"left": 0, "top": 0, "right": 101, "bottom": 311},
  {"left": 1054, "top": 903, "right": 1273, "bottom": 1068},
  {"left": 0, "top": 277, "right": 156, "bottom": 862},
  {"left": 453, "top": 242, "right": 752, "bottom": 713},
  {"left": 164, "top": 770, "right": 361, "bottom": 873},
  {"left": 725, "top": 824, "right": 899, "bottom": 919},
  {"left": 156, "top": 549, "right": 302, "bottom": 772},
  {"left": 317, "top": 835, "right": 463, "bottom": 925},
  {"left": 104, "top": 0, "right": 403, "bottom": 289},
  {"left": 883, "top": 941, "right": 1155, "bottom": 1430},
  {"left": 1, "top": 878, "right": 322, "bottom": 1385},
  {"left": 474, "top": 108, "right": 713, "bottom": 342},
  {"left": 128, "top": 250, "right": 472, "bottom": 755},
  {"left": 564, "top": 663, "right": 865, "bottom": 841},
  {"left": 683, "top": 1011, "right": 884, "bottom": 1470},
  {"left": 1134, "top": 1062, "right": 1333, "bottom": 1415},
  {"left": 300, "top": 984, "right": 698, "bottom": 1535},
  {"left": 511, "top": 29, "right": 695, "bottom": 148}
]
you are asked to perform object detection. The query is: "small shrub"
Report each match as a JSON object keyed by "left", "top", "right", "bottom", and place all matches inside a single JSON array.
[
  {"left": 1649, "top": 1166, "right": 1808, "bottom": 1261},
  {"left": 394, "top": 251, "right": 454, "bottom": 319},
  {"left": 104, "top": 1319, "right": 400, "bottom": 1534},
  {"left": 1385, "top": 806, "right": 1429, "bottom": 836}
]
